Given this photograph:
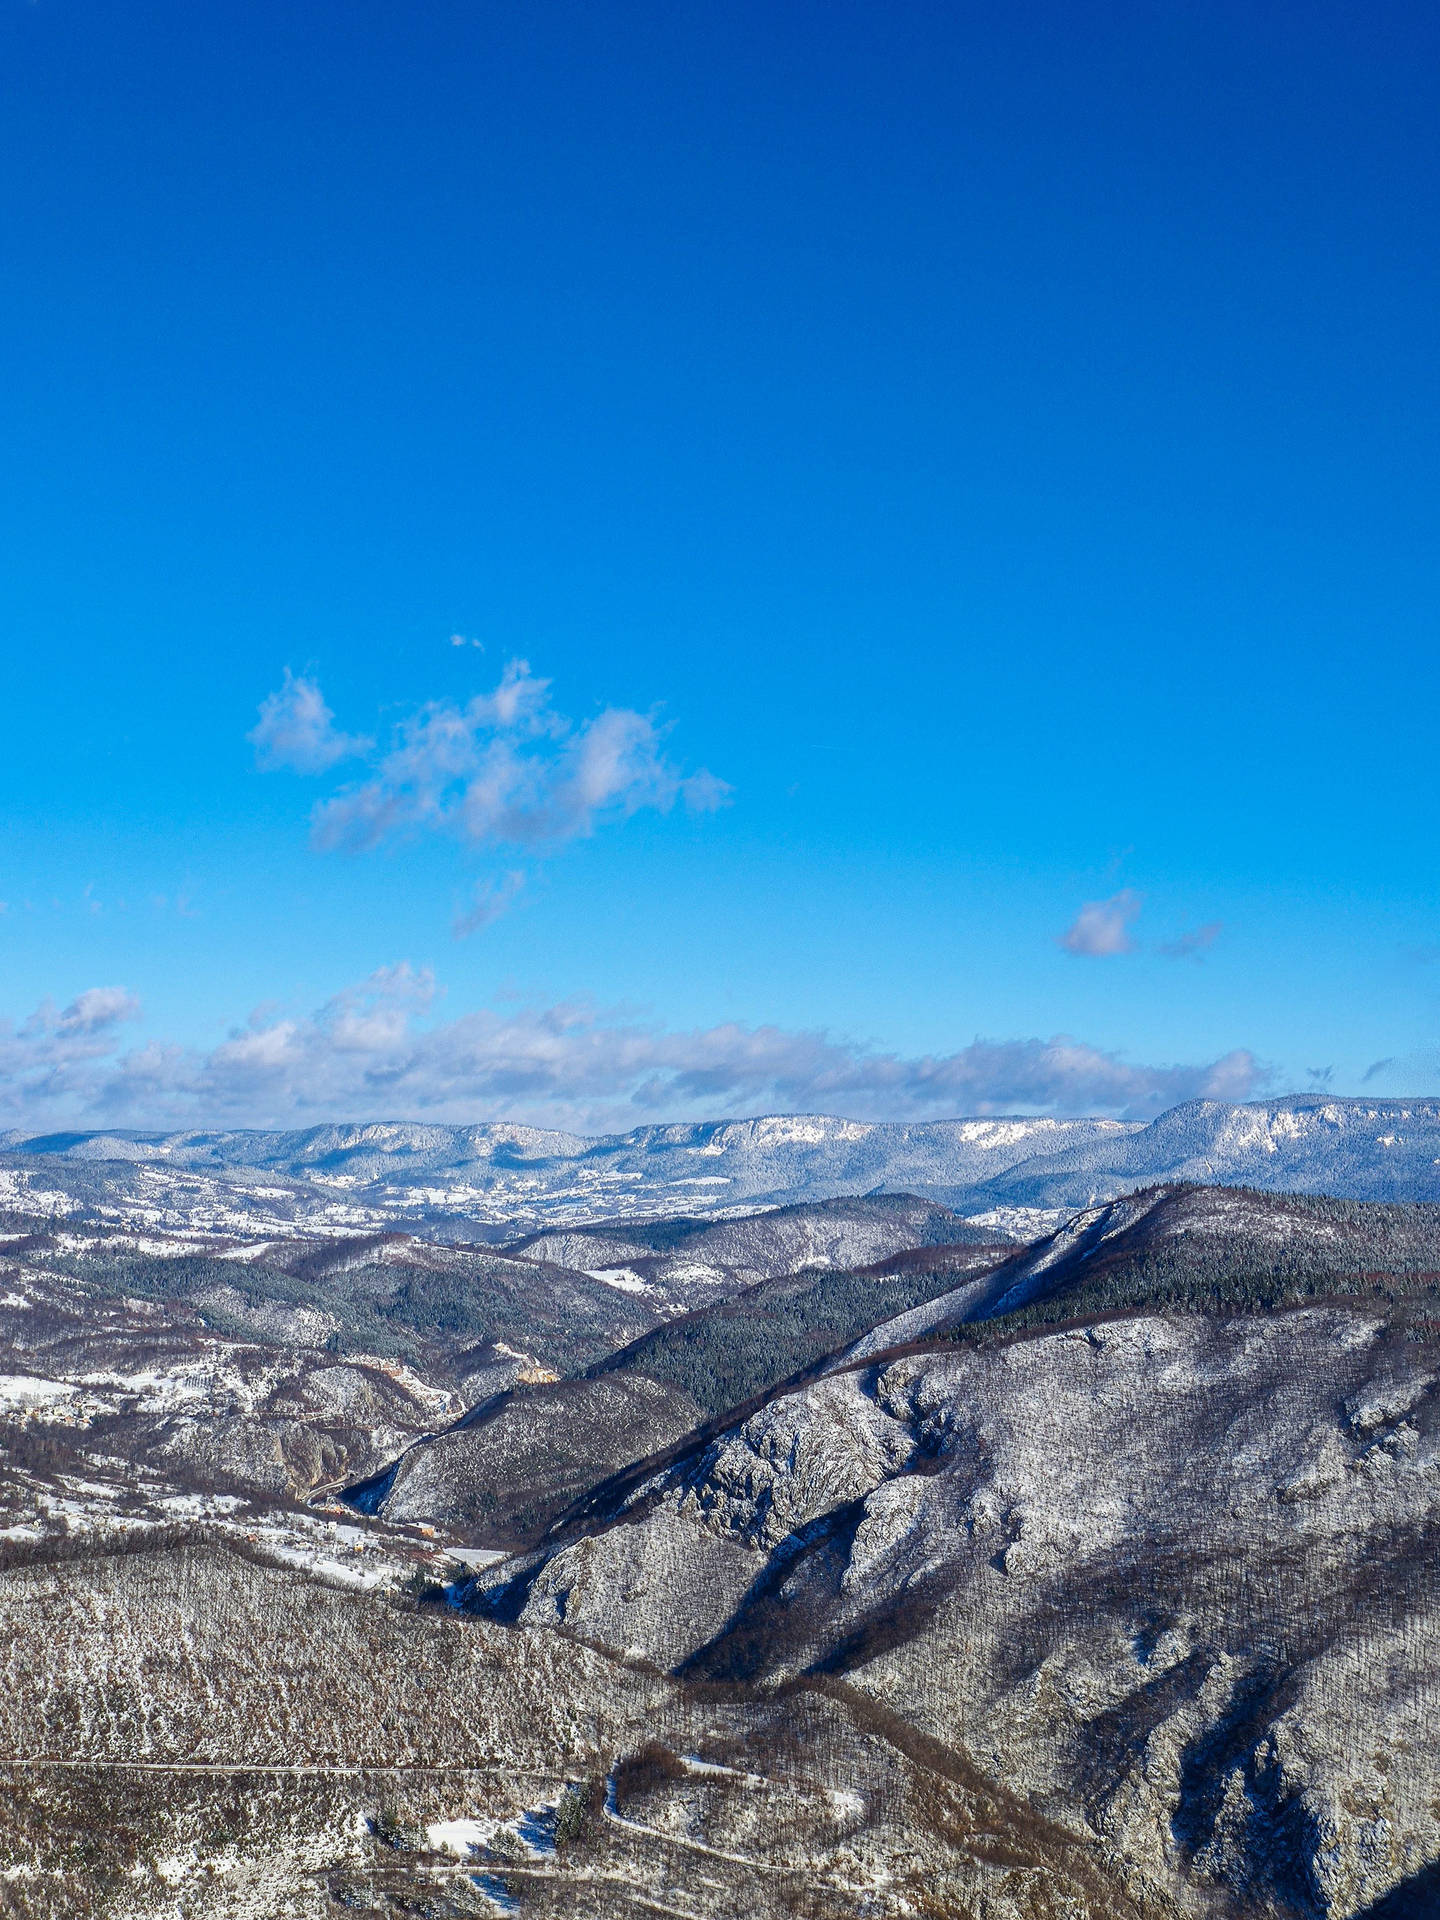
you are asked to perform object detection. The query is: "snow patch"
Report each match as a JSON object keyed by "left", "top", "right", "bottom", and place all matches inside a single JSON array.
[
  {"left": 0, "top": 1374, "right": 76, "bottom": 1407},
  {"left": 585, "top": 1267, "right": 651, "bottom": 1294},
  {"left": 962, "top": 1205, "right": 1069, "bottom": 1240},
  {"left": 426, "top": 1818, "right": 487, "bottom": 1856}
]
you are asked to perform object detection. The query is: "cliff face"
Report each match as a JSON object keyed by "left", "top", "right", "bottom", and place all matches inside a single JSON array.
[{"left": 480, "top": 1306, "right": 1440, "bottom": 1919}]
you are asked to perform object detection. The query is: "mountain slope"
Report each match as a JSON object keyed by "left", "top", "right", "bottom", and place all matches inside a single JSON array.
[
  {"left": 0, "top": 1537, "right": 1159, "bottom": 1920},
  {"left": 368, "top": 1184, "right": 1440, "bottom": 1551},
  {"left": 361, "top": 1240, "right": 1013, "bottom": 1549},
  {"left": 1, "top": 1185, "right": 999, "bottom": 1548},
  {"left": 475, "top": 1299, "right": 1440, "bottom": 1919},
  {"left": 353, "top": 1212, "right": 1013, "bottom": 1546},
  {"left": 464, "top": 1186, "right": 1440, "bottom": 1918},
  {"left": 840, "top": 1183, "right": 1440, "bottom": 1360},
  {"left": 11, "top": 1159, "right": 1440, "bottom": 1916},
  {"left": 510, "top": 1190, "right": 987, "bottom": 1306}
]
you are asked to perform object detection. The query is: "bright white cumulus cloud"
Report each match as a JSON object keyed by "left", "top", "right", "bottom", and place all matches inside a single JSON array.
[
  {"left": 253, "top": 658, "right": 729, "bottom": 855},
  {"left": 0, "top": 967, "right": 1266, "bottom": 1133}
]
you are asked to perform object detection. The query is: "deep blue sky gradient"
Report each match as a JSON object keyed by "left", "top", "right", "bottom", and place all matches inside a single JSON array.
[{"left": 2, "top": 0, "right": 1439, "bottom": 1120}]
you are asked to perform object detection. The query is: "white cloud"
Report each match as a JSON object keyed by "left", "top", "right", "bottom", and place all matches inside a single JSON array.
[
  {"left": 54, "top": 986, "right": 142, "bottom": 1035},
  {"left": 15, "top": 986, "right": 142, "bottom": 1043},
  {"left": 1058, "top": 889, "right": 1143, "bottom": 957},
  {"left": 0, "top": 987, "right": 143, "bottom": 1118},
  {"left": 299, "top": 658, "right": 728, "bottom": 854},
  {"left": 249, "top": 670, "right": 371, "bottom": 775},
  {"left": 0, "top": 968, "right": 1267, "bottom": 1132}
]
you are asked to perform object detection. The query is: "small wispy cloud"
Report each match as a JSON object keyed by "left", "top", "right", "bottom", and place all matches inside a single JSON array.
[
  {"left": 1058, "top": 889, "right": 1142, "bottom": 958},
  {"left": 453, "top": 871, "right": 526, "bottom": 939},
  {"left": 1157, "top": 921, "right": 1224, "bottom": 961},
  {"left": 1361, "top": 1057, "right": 1396, "bottom": 1084},
  {"left": 249, "top": 670, "right": 371, "bottom": 775}
]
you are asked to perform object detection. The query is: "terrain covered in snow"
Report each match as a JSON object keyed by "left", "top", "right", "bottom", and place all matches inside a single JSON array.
[
  {"left": 5, "top": 1095, "right": 1440, "bottom": 1242},
  {"left": 4, "top": 1115, "right": 1440, "bottom": 1916}
]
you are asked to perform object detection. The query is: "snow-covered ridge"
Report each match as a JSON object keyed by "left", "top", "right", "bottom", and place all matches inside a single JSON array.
[{"left": 4, "top": 1095, "right": 1440, "bottom": 1236}]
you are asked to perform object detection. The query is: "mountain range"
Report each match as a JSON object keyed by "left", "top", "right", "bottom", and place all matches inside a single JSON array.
[
  {"left": 6, "top": 1094, "right": 1440, "bottom": 1239},
  {"left": 4, "top": 1106, "right": 1440, "bottom": 1916}
]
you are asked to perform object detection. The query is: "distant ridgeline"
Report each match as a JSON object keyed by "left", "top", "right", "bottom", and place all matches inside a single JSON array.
[{"left": 5, "top": 1095, "right": 1440, "bottom": 1236}]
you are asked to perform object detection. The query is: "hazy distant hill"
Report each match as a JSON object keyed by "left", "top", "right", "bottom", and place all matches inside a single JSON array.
[
  {"left": 0, "top": 1113, "right": 1126, "bottom": 1235},
  {"left": 5, "top": 1096, "right": 1440, "bottom": 1233},
  {"left": 970, "top": 1095, "right": 1440, "bottom": 1209}
]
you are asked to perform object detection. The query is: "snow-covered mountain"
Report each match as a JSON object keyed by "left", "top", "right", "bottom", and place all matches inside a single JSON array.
[
  {"left": 0, "top": 1113, "right": 1127, "bottom": 1235},
  {"left": 8, "top": 1143, "right": 1440, "bottom": 1916},
  {"left": 969, "top": 1094, "right": 1440, "bottom": 1209},
  {"left": 4, "top": 1096, "right": 1440, "bottom": 1234}
]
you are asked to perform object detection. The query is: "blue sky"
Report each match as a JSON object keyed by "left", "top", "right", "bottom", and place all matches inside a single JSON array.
[{"left": 2, "top": 0, "right": 1439, "bottom": 1130}]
